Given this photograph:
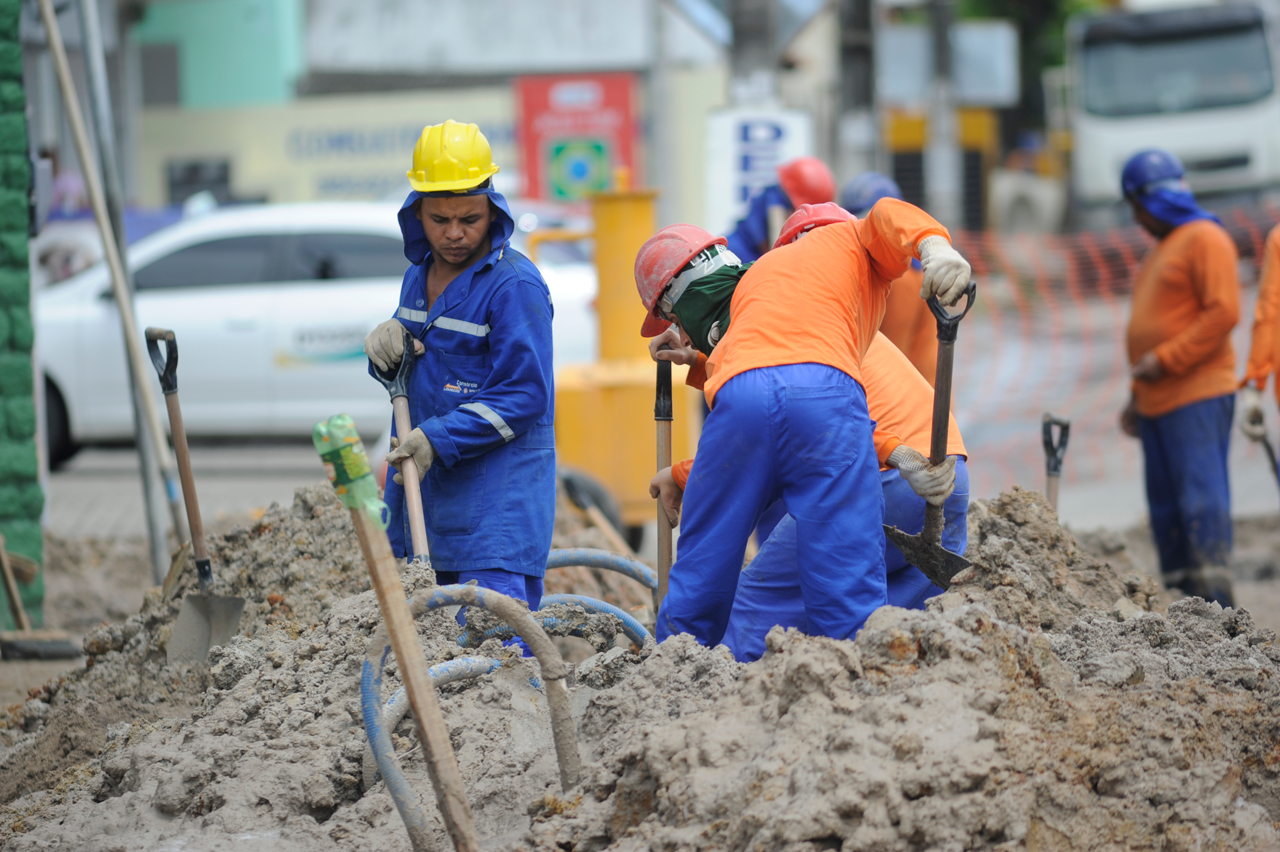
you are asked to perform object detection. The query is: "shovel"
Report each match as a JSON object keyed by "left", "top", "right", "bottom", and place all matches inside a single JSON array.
[
  {"left": 146, "top": 328, "right": 245, "bottom": 663},
  {"left": 654, "top": 344, "right": 673, "bottom": 613},
  {"left": 371, "top": 328, "right": 430, "bottom": 563},
  {"left": 884, "top": 281, "right": 976, "bottom": 589},
  {"left": 1042, "top": 413, "right": 1070, "bottom": 512},
  {"left": 0, "top": 533, "right": 80, "bottom": 659}
]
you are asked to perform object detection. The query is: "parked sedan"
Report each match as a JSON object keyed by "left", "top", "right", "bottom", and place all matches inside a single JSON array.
[{"left": 35, "top": 201, "right": 596, "bottom": 465}]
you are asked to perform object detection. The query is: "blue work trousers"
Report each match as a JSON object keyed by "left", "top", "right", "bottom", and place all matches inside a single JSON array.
[
  {"left": 724, "top": 460, "right": 969, "bottom": 663},
  {"left": 1138, "top": 393, "right": 1234, "bottom": 603},
  {"left": 658, "top": 364, "right": 887, "bottom": 647}
]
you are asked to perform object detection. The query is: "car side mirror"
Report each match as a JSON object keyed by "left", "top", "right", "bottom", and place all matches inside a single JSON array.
[{"left": 98, "top": 288, "right": 114, "bottom": 301}]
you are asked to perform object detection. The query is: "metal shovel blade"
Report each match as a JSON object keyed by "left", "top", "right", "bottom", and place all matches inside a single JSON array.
[
  {"left": 167, "top": 594, "right": 246, "bottom": 663},
  {"left": 883, "top": 524, "right": 972, "bottom": 590}
]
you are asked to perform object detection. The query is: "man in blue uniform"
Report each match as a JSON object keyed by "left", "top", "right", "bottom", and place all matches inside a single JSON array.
[{"left": 363, "top": 120, "right": 556, "bottom": 613}]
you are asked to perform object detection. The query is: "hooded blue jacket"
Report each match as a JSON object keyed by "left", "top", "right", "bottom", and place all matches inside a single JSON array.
[{"left": 377, "top": 188, "right": 556, "bottom": 576}]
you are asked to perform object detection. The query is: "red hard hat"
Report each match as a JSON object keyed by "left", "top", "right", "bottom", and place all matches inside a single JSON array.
[
  {"left": 634, "top": 224, "right": 726, "bottom": 337},
  {"left": 777, "top": 156, "right": 836, "bottom": 208},
  {"left": 774, "top": 202, "right": 855, "bottom": 249}
]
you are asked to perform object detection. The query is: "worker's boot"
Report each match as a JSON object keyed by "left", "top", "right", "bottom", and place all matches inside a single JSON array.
[{"left": 1164, "top": 566, "right": 1235, "bottom": 609}]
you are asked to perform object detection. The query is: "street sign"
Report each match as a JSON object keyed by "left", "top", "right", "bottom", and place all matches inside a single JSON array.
[
  {"left": 516, "top": 73, "right": 639, "bottom": 201},
  {"left": 704, "top": 107, "right": 813, "bottom": 236}
]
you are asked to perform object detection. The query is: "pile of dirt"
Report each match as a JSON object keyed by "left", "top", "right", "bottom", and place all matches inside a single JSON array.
[{"left": 3, "top": 485, "right": 1279, "bottom": 851}]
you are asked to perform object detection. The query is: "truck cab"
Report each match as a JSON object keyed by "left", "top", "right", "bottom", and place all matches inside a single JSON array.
[{"left": 1069, "top": 2, "right": 1280, "bottom": 227}]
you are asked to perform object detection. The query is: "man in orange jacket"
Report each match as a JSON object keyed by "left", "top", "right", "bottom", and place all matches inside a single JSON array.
[
  {"left": 842, "top": 172, "right": 939, "bottom": 384},
  {"left": 1119, "top": 149, "right": 1239, "bottom": 607},
  {"left": 647, "top": 203, "right": 968, "bottom": 661},
  {"left": 633, "top": 198, "right": 970, "bottom": 647},
  {"left": 1239, "top": 223, "right": 1280, "bottom": 458}
]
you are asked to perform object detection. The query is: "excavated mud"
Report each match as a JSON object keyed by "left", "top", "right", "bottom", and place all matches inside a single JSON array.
[{"left": 2, "top": 485, "right": 1279, "bottom": 851}]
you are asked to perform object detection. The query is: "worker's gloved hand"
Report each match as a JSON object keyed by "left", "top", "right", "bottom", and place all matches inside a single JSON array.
[
  {"left": 365, "top": 318, "right": 408, "bottom": 372},
  {"left": 649, "top": 325, "right": 699, "bottom": 367},
  {"left": 1241, "top": 385, "right": 1266, "bottom": 441},
  {"left": 888, "top": 445, "right": 955, "bottom": 506},
  {"left": 649, "top": 466, "right": 684, "bottom": 526},
  {"left": 1119, "top": 397, "right": 1140, "bottom": 439},
  {"left": 917, "top": 235, "right": 971, "bottom": 307},
  {"left": 386, "top": 428, "right": 435, "bottom": 484}
]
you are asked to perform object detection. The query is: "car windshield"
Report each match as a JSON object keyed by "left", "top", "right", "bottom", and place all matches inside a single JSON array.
[{"left": 1082, "top": 24, "right": 1273, "bottom": 116}]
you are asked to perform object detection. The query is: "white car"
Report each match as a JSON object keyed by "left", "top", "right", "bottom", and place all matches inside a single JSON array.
[{"left": 35, "top": 201, "right": 596, "bottom": 465}]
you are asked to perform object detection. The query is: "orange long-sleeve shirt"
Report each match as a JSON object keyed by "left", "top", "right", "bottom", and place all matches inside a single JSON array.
[
  {"left": 671, "top": 333, "right": 966, "bottom": 488},
  {"left": 700, "top": 198, "right": 949, "bottom": 406},
  {"left": 1126, "top": 219, "right": 1240, "bottom": 418},
  {"left": 1243, "top": 223, "right": 1280, "bottom": 404},
  {"left": 878, "top": 266, "right": 938, "bottom": 386}
]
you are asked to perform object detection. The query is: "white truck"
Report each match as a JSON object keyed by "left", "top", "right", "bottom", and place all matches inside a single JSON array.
[{"left": 1067, "top": 0, "right": 1280, "bottom": 227}]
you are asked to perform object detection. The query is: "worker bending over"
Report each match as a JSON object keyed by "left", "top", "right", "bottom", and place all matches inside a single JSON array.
[
  {"left": 724, "top": 156, "right": 835, "bottom": 262},
  {"left": 1240, "top": 222, "right": 1280, "bottom": 469},
  {"left": 364, "top": 120, "right": 555, "bottom": 616},
  {"left": 649, "top": 204, "right": 969, "bottom": 660},
  {"left": 843, "top": 172, "right": 939, "bottom": 385},
  {"left": 1119, "top": 149, "right": 1238, "bottom": 607},
  {"left": 634, "top": 198, "right": 971, "bottom": 647}
]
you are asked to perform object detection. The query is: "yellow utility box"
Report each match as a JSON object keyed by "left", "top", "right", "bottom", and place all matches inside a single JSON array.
[{"left": 549, "top": 185, "right": 703, "bottom": 527}]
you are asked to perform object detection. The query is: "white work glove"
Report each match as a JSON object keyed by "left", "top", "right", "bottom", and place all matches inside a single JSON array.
[
  {"left": 1240, "top": 386, "right": 1266, "bottom": 441},
  {"left": 365, "top": 318, "right": 407, "bottom": 372},
  {"left": 888, "top": 445, "right": 955, "bottom": 506},
  {"left": 917, "top": 235, "right": 971, "bottom": 307},
  {"left": 386, "top": 428, "right": 435, "bottom": 484}
]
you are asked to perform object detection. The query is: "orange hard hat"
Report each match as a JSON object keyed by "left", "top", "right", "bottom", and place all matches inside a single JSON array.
[
  {"left": 777, "top": 156, "right": 836, "bottom": 208},
  {"left": 634, "top": 224, "right": 729, "bottom": 337},
  {"left": 774, "top": 202, "right": 855, "bottom": 249}
]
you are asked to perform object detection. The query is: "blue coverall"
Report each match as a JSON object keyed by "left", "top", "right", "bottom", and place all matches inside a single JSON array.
[
  {"left": 724, "top": 185, "right": 791, "bottom": 263},
  {"left": 378, "top": 188, "right": 556, "bottom": 611}
]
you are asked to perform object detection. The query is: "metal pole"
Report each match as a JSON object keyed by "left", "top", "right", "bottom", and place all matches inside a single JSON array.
[
  {"left": 39, "top": 0, "right": 184, "bottom": 579},
  {"left": 925, "top": 0, "right": 961, "bottom": 227},
  {"left": 77, "top": 0, "right": 187, "bottom": 578}
]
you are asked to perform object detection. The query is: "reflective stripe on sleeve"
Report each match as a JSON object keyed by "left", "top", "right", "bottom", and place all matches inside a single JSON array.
[
  {"left": 397, "top": 307, "right": 429, "bottom": 323},
  {"left": 459, "top": 402, "right": 515, "bottom": 442}
]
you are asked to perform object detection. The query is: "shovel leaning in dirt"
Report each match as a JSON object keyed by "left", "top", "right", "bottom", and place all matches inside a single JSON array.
[
  {"left": 884, "top": 281, "right": 977, "bottom": 590},
  {"left": 371, "top": 328, "right": 431, "bottom": 563},
  {"left": 1042, "top": 414, "right": 1070, "bottom": 512},
  {"left": 654, "top": 343, "right": 674, "bottom": 612},
  {"left": 0, "top": 532, "right": 80, "bottom": 659},
  {"left": 146, "top": 328, "right": 245, "bottom": 663}
]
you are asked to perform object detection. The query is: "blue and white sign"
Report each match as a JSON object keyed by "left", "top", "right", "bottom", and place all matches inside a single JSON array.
[{"left": 704, "top": 108, "right": 814, "bottom": 236}]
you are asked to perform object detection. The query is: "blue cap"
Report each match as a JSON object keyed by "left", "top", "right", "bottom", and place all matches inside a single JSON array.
[
  {"left": 840, "top": 172, "right": 902, "bottom": 217},
  {"left": 1121, "top": 149, "right": 1185, "bottom": 198}
]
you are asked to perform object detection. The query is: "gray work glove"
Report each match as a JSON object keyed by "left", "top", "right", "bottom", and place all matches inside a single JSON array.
[
  {"left": 888, "top": 445, "right": 956, "bottom": 506},
  {"left": 917, "top": 235, "right": 971, "bottom": 307},
  {"left": 1240, "top": 386, "right": 1266, "bottom": 441},
  {"left": 365, "top": 318, "right": 408, "bottom": 372},
  {"left": 386, "top": 428, "right": 435, "bottom": 484}
]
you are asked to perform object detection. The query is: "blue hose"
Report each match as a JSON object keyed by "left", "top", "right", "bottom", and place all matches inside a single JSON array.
[
  {"left": 541, "top": 594, "right": 651, "bottom": 646},
  {"left": 546, "top": 548, "right": 658, "bottom": 591},
  {"left": 361, "top": 647, "right": 431, "bottom": 850},
  {"left": 381, "top": 657, "right": 502, "bottom": 726}
]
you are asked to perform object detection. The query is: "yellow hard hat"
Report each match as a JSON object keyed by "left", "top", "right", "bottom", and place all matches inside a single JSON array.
[{"left": 406, "top": 120, "right": 500, "bottom": 193}]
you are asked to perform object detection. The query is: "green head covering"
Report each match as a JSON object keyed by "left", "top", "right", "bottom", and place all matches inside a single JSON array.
[{"left": 673, "top": 263, "right": 751, "bottom": 356}]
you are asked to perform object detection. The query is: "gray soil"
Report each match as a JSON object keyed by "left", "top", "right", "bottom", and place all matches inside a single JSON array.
[{"left": 1, "top": 485, "right": 1278, "bottom": 851}]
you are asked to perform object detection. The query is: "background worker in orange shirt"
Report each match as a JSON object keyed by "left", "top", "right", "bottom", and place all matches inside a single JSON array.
[
  {"left": 646, "top": 203, "right": 970, "bottom": 662},
  {"left": 1119, "top": 149, "right": 1239, "bottom": 607},
  {"left": 1239, "top": 223, "right": 1280, "bottom": 465},
  {"left": 633, "top": 199, "right": 970, "bottom": 648},
  {"left": 842, "top": 172, "right": 939, "bottom": 385}
]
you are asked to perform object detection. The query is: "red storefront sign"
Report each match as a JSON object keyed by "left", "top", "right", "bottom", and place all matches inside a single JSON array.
[{"left": 515, "top": 73, "right": 639, "bottom": 201}]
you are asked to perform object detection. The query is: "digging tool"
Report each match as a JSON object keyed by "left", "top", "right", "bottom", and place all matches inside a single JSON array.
[
  {"left": 1042, "top": 414, "right": 1071, "bottom": 512},
  {"left": 655, "top": 345, "right": 674, "bottom": 611},
  {"left": 372, "top": 328, "right": 430, "bottom": 563},
  {"left": 314, "top": 414, "right": 480, "bottom": 852},
  {"left": 146, "top": 328, "right": 245, "bottom": 663},
  {"left": 884, "top": 282, "right": 977, "bottom": 589},
  {"left": 561, "top": 474, "right": 636, "bottom": 557},
  {"left": 0, "top": 533, "right": 80, "bottom": 659},
  {"left": 1262, "top": 434, "right": 1280, "bottom": 491}
]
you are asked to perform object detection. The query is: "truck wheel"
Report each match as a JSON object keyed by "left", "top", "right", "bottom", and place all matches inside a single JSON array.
[{"left": 45, "top": 378, "right": 78, "bottom": 468}]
